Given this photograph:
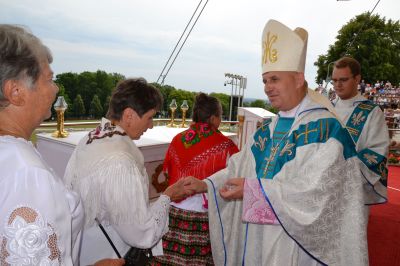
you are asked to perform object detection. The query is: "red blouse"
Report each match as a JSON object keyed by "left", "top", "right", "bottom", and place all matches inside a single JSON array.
[{"left": 163, "top": 122, "right": 239, "bottom": 186}]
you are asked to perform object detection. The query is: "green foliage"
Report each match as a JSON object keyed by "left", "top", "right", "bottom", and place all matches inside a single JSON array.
[
  {"left": 266, "top": 104, "right": 278, "bottom": 114},
  {"left": 55, "top": 70, "right": 125, "bottom": 118},
  {"left": 89, "top": 94, "right": 103, "bottom": 118},
  {"left": 151, "top": 82, "right": 171, "bottom": 116},
  {"left": 72, "top": 94, "right": 86, "bottom": 118},
  {"left": 103, "top": 95, "right": 111, "bottom": 117},
  {"left": 167, "top": 89, "right": 197, "bottom": 118},
  {"left": 210, "top": 93, "right": 230, "bottom": 120},
  {"left": 250, "top": 99, "right": 267, "bottom": 108},
  {"left": 315, "top": 13, "right": 400, "bottom": 85},
  {"left": 56, "top": 74, "right": 269, "bottom": 120}
]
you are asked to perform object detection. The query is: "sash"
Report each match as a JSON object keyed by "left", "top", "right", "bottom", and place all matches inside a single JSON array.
[
  {"left": 251, "top": 118, "right": 356, "bottom": 180},
  {"left": 345, "top": 101, "right": 375, "bottom": 144},
  {"left": 345, "top": 101, "right": 388, "bottom": 183}
]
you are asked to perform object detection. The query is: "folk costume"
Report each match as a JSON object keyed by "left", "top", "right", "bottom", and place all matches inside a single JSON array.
[
  {"left": 204, "top": 20, "right": 383, "bottom": 266},
  {"left": 64, "top": 118, "right": 171, "bottom": 265},
  {"left": 333, "top": 93, "right": 389, "bottom": 202},
  {"left": 152, "top": 122, "right": 238, "bottom": 265},
  {"left": 0, "top": 136, "right": 84, "bottom": 265}
]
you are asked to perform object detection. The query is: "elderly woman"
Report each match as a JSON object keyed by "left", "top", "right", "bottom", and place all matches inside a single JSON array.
[
  {"left": 64, "top": 78, "right": 188, "bottom": 265},
  {"left": 151, "top": 93, "right": 239, "bottom": 265},
  {"left": 0, "top": 25, "right": 123, "bottom": 265}
]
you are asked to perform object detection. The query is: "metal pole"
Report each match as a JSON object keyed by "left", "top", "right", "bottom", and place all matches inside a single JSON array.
[
  {"left": 324, "top": 61, "right": 335, "bottom": 90},
  {"left": 236, "top": 77, "right": 240, "bottom": 111},
  {"left": 229, "top": 80, "right": 233, "bottom": 121}
]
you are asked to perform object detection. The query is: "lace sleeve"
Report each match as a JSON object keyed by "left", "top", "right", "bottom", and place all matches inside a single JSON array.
[
  {"left": 148, "top": 194, "right": 171, "bottom": 242},
  {"left": 112, "top": 195, "right": 171, "bottom": 249}
]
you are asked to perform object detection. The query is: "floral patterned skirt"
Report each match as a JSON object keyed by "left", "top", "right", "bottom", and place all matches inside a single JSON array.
[{"left": 150, "top": 206, "right": 214, "bottom": 266}]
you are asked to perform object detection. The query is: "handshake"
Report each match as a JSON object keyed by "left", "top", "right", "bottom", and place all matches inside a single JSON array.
[
  {"left": 162, "top": 176, "right": 207, "bottom": 202},
  {"left": 163, "top": 176, "right": 245, "bottom": 202}
]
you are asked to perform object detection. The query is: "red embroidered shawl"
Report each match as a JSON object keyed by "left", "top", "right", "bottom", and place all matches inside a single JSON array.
[{"left": 164, "top": 123, "right": 239, "bottom": 186}]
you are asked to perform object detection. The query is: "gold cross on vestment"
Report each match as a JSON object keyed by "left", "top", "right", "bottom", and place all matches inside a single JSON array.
[
  {"left": 263, "top": 145, "right": 279, "bottom": 177},
  {"left": 294, "top": 124, "right": 317, "bottom": 144}
]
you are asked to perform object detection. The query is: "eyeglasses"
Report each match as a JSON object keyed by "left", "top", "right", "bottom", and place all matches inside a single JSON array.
[{"left": 330, "top": 76, "right": 354, "bottom": 85}]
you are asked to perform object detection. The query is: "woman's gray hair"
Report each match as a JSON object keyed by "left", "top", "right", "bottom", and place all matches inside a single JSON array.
[{"left": 0, "top": 24, "right": 53, "bottom": 108}]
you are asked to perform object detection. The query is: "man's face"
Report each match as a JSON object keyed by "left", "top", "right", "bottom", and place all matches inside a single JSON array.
[
  {"left": 25, "top": 62, "right": 59, "bottom": 125},
  {"left": 127, "top": 108, "right": 156, "bottom": 140},
  {"left": 331, "top": 66, "right": 359, "bottom": 100},
  {"left": 262, "top": 71, "right": 304, "bottom": 111}
]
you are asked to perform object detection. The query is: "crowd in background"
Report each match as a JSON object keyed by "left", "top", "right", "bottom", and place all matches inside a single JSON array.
[{"left": 317, "top": 80, "right": 400, "bottom": 110}]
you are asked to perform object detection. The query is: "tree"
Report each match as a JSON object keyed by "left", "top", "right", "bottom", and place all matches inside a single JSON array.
[
  {"left": 55, "top": 72, "right": 78, "bottom": 101},
  {"left": 72, "top": 94, "right": 86, "bottom": 118},
  {"left": 167, "top": 89, "right": 196, "bottom": 119},
  {"left": 103, "top": 95, "right": 111, "bottom": 116},
  {"left": 210, "top": 93, "right": 230, "bottom": 120},
  {"left": 89, "top": 94, "right": 103, "bottom": 118},
  {"left": 250, "top": 99, "right": 267, "bottom": 108},
  {"left": 314, "top": 13, "right": 400, "bottom": 85},
  {"left": 55, "top": 70, "right": 125, "bottom": 119},
  {"left": 266, "top": 104, "right": 278, "bottom": 114},
  {"left": 152, "top": 83, "right": 178, "bottom": 117}
]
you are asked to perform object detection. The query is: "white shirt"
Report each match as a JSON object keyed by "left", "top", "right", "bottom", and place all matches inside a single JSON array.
[
  {"left": 64, "top": 119, "right": 170, "bottom": 264},
  {"left": 0, "top": 135, "right": 84, "bottom": 266},
  {"left": 334, "top": 93, "right": 389, "bottom": 203}
]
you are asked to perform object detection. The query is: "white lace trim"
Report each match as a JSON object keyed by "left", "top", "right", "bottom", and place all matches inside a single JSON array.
[{"left": 149, "top": 195, "right": 170, "bottom": 244}]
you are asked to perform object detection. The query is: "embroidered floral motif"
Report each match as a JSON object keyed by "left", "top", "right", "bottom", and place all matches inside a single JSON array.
[
  {"left": 181, "top": 123, "right": 216, "bottom": 149},
  {"left": 199, "top": 124, "right": 211, "bottom": 136},
  {"left": 4, "top": 215, "right": 54, "bottom": 265},
  {"left": 351, "top": 111, "right": 366, "bottom": 126},
  {"left": 254, "top": 135, "right": 268, "bottom": 152},
  {"left": 363, "top": 153, "right": 378, "bottom": 165},
  {"left": 87, "top": 120, "right": 126, "bottom": 144},
  {"left": 279, "top": 140, "right": 295, "bottom": 156},
  {"left": 184, "top": 129, "right": 197, "bottom": 142}
]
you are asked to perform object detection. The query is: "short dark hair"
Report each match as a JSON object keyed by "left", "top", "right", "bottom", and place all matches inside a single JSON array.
[
  {"left": 334, "top": 57, "right": 361, "bottom": 77},
  {"left": 106, "top": 78, "right": 163, "bottom": 121},
  {"left": 192, "top": 93, "right": 221, "bottom": 123}
]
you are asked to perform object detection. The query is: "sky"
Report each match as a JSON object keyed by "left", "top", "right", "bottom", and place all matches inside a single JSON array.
[{"left": 1, "top": 0, "right": 399, "bottom": 99}]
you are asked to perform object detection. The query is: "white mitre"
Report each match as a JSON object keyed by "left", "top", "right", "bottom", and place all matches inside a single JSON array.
[{"left": 261, "top": 19, "right": 308, "bottom": 74}]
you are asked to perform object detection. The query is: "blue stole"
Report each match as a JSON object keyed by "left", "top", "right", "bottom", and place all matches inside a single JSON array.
[
  {"left": 346, "top": 101, "right": 388, "bottom": 184},
  {"left": 251, "top": 117, "right": 357, "bottom": 179}
]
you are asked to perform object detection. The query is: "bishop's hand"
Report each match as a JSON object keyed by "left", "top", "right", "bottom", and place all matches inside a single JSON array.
[
  {"left": 219, "top": 177, "right": 245, "bottom": 200},
  {"left": 182, "top": 176, "right": 208, "bottom": 195}
]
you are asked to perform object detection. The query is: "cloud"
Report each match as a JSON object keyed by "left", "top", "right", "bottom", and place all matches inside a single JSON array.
[{"left": 1, "top": 0, "right": 399, "bottom": 98}]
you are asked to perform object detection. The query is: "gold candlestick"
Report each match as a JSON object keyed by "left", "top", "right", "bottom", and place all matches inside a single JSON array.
[
  {"left": 52, "top": 96, "right": 69, "bottom": 138},
  {"left": 180, "top": 100, "right": 189, "bottom": 128},
  {"left": 167, "top": 99, "right": 177, "bottom": 127}
]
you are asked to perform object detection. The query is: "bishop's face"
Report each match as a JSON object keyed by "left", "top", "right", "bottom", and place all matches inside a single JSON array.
[{"left": 263, "top": 71, "right": 305, "bottom": 111}]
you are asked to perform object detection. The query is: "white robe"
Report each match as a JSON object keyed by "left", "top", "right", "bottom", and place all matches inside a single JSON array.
[
  {"left": 334, "top": 93, "right": 389, "bottom": 203},
  {"left": 206, "top": 95, "right": 376, "bottom": 266},
  {"left": 63, "top": 118, "right": 170, "bottom": 265},
  {"left": 0, "top": 135, "right": 84, "bottom": 266}
]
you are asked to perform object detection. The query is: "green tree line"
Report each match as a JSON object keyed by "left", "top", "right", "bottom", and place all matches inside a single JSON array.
[
  {"left": 53, "top": 71, "right": 274, "bottom": 120},
  {"left": 315, "top": 13, "right": 400, "bottom": 86}
]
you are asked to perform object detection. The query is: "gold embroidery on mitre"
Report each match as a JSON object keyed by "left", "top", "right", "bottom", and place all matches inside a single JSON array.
[{"left": 262, "top": 32, "right": 278, "bottom": 64}]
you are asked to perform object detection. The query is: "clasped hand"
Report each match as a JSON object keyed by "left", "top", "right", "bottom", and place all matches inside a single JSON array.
[
  {"left": 163, "top": 177, "right": 207, "bottom": 201},
  {"left": 164, "top": 177, "right": 245, "bottom": 201}
]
